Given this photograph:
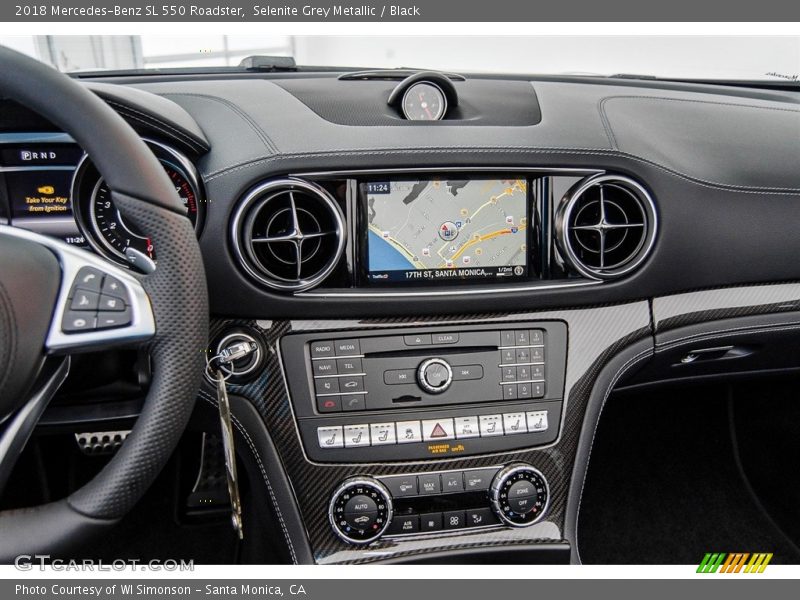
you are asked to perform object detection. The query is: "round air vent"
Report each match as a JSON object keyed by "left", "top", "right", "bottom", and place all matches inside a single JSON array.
[
  {"left": 231, "top": 179, "right": 346, "bottom": 292},
  {"left": 556, "top": 174, "right": 657, "bottom": 280}
]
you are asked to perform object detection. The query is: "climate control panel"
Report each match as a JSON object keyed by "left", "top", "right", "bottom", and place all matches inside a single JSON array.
[
  {"left": 328, "top": 464, "right": 549, "bottom": 545},
  {"left": 281, "top": 322, "right": 567, "bottom": 463}
]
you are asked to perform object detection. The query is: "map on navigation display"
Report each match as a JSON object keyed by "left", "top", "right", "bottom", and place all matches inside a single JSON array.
[{"left": 363, "top": 178, "right": 529, "bottom": 283}]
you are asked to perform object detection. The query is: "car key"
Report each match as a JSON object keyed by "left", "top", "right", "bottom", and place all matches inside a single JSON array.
[{"left": 213, "top": 368, "right": 244, "bottom": 540}]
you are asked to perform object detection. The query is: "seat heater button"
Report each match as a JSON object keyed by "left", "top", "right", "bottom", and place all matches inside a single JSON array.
[
  {"left": 317, "top": 426, "right": 344, "bottom": 449},
  {"left": 526, "top": 410, "right": 549, "bottom": 432},
  {"left": 479, "top": 414, "right": 503, "bottom": 437},
  {"left": 503, "top": 412, "right": 527, "bottom": 435},
  {"left": 344, "top": 424, "right": 370, "bottom": 447}
]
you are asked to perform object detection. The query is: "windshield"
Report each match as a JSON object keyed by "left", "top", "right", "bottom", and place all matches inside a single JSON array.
[{"left": 1, "top": 35, "right": 798, "bottom": 82}]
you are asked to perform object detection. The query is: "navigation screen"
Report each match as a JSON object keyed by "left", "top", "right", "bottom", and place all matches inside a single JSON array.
[{"left": 363, "top": 178, "right": 529, "bottom": 284}]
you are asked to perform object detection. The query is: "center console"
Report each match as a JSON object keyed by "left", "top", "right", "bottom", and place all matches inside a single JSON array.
[{"left": 281, "top": 320, "right": 567, "bottom": 545}]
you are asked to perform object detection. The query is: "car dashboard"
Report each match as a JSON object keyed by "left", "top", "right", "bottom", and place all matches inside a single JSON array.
[{"left": 2, "top": 69, "right": 799, "bottom": 564}]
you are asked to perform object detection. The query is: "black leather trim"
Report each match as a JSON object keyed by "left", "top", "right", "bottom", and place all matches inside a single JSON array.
[{"left": 0, "top": 500, "right": 117, "bottom": 563}]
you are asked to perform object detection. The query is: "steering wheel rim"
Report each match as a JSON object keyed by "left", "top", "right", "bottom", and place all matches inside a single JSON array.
[{"left": 0, "top": 46, "right": 208, "bottom": 559}]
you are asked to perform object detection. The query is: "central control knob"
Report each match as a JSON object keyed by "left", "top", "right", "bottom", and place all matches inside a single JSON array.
[
  {"left": 490, "top": 463, "right": 549, "bottom": 527},
  {"left": 329, "top": 477, "right": 393, "bottom": 545},
  {"left": 417, "top": 357, "right": 453, "bottom": 394}
]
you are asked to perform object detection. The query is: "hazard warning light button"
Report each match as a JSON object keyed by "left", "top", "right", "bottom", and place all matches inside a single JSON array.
[{"left": 422, "top": 418, "right": 455, "bottom": 441}]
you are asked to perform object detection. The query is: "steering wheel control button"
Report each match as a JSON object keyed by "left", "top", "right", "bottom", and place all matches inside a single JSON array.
[
  {"left": 491, "top": 464, "right": 550, "bottom": 527},
  {"left": 421, "top": 418, "right": 455, "bottom": 441},
  {"left": 99, "top": 293, "right": 126, "bottom": 312},
  {"left": 62, "top": 311, "right": 97, "bottom": 332},
  {"left": 101, "top": 275, "right": 125, "bottom": 297},
  {"left": 329, "top": 478, "right": 392, "bottom": 545},
  {"left": 417, "top": 358, "right": 453, "bottom": 394},
  {"left": 70, "top": 289, "right": 99, "bottom": 311},
  {"left": 96, "top": 308, "right": 132, "bottom": 330},
  {"left": 317, "top": 426, "right": 344, "bottom": 449},
  {"left": 72, "top": 266, "right": 104, "bottom": 293}
]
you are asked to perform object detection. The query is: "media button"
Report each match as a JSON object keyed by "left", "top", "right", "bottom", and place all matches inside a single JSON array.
[
  {"left": 384, "top": 369, "right": 416, "bottom": 385},
  {"left": 335, "top": 339, "right": 361, "bottom": 356},
  {"left": 422, "top": 419, "right": 455, "bottom": 441},
  {"left": 432, "top": 332, "right": 459, "bottom": 345},
  {"left": 454, "top": 416, "right": 480, "bottom": 439},
  {"left": 404, "top": 334, "right": 431, "bottom": 346},
  {"left": 396, "top": 421, "right": 422, "bottom": 444},
  {"left": 452, "top": 365, "right": 483, "bottom": 381},
  {"left": 479, "top": 414, "right": 503, "bottom": 437}
]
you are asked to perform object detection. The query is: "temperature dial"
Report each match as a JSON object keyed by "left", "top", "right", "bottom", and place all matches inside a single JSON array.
[
  {"left": 490, "top": 463, "right": 549, "bottom": 527},
  {"left": 417, "top": 358, "right": 453, "bottom": 394},
  {"left": 329, "top": 477, "right": 393, "bottom": 545}
]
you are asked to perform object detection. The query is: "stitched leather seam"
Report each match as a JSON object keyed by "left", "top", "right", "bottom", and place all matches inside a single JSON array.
[
  {"left": 198, "top": 390, "right": 298, "bottom": 564},
  {"left": 160, "top": 93, "right": 279, "bottom": 155},
  {"left": 204, "top": 147, "right": 800, "bottom": 195}
]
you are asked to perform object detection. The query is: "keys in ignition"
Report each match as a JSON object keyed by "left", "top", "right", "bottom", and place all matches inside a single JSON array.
[{"left": 213, "top": 369, "right": 244, "bottom": 539}]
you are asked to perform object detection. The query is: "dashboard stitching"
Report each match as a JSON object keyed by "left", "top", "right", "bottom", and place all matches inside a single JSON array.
[
  {"left": 160, "top": 92, "right": 280, "bottom": 155},
  {"left": 600, "top": 94, "right": 800, "bottom": 116},
  {"left": 197, "top": 389, "right": 299, "bottom": 564},
  {"left": 202, "top": 148, "right": 800, "bottom": 195},
  {"left": 573, "top": 347, "right": 653, "bottom": 565},
  {"left": 104, "top": 100, "right": 205, "bottom": 153},
  {"left": 596, "top": 98, "right": 619, "bottom": 149}
]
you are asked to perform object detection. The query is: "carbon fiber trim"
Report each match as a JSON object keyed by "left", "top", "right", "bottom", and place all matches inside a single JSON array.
[{"left": 206, "top": 304, "right": 651, "bottom": 564}]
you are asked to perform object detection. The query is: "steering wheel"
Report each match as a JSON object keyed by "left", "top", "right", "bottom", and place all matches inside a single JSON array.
[{"left": 0, "top": 47, "right": 208, "bottom": 559}]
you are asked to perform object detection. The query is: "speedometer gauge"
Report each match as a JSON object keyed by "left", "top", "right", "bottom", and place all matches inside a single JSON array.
[{"left": 90, "top": 162, "right": 198, "bottom": 262}]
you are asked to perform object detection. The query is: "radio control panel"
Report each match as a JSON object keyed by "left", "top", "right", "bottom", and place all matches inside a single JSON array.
[{"left": 281, "top": 322, "right": 566, "bottom": 462}]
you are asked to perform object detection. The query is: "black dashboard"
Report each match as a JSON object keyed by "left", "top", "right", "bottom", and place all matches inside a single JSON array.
[{"left": 3, "top": 69, "right": 800, "bottom": 565}]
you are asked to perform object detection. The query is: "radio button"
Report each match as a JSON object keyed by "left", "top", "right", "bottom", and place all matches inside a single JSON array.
[
  {"left": 315, "top": 378, "right": 340, "bottom": 395},
  {"left": 317, "top": 397, "right": 341, "bottom": 413},
  {"left": 384, "top": 369, "right": 416, "bottom": 385},
  {"left": 404, "top": 334, "right": 432, "bottom": 346},
  {"left": 503, "top": 412, "right": 527, "bottom": 435},
  {"left": 341, "top": 395, "right": 366, "bottom": 412},
  {"left": 452, "top": 365, "right": 483, "bottom": 380},
  {"left": 310, "top": 340, "right": 335, "bottom": 358},
  {"left": 422, "top": 419, "right": 455, "bottom": 441},
  {"left": 344, "top": 425, "right": 370, "bottom": 448},
  {"left": 418, "top": 474, "right": 441, "bottom": 495},
  {"left": 442, "top": 472, "right": 464, "bottom": 493},
  {"left": 382, "top": 475, "right": 418, "bottom": 497},
  {"left": 526, "top": 410, "right": 549, "bottom": 432},
  {"left": 317, "top": 426, "right": 344, "bottom": 449},
  {"left": 502, "top": 383, "right": 518, "bottom": 400},
  {"left": 339, "top": 376, "right": 365, "bottom": 393},
  {"left": 432, "top": 332, "right": 459, "bottom": 345},
  {"left": 396, "top": 421, "right": 422, "bottom": 444},
  {"left": 370, "top": 423, "right": 396, "bottom": 446},
  {"left": 335, "top": 339, "right": 361, "bottom": 356},
  {"left": 337, "top": 357, "right": 363, "bottom": 374},
  {"left": 479, "top": 415, "right": 503, "bottom": 437},
  {"left": 313, "top": 359, "right": 338, "bottom": 377},
  {"left": 454, "top": 416, "right": 480, "bottom": 439}
]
